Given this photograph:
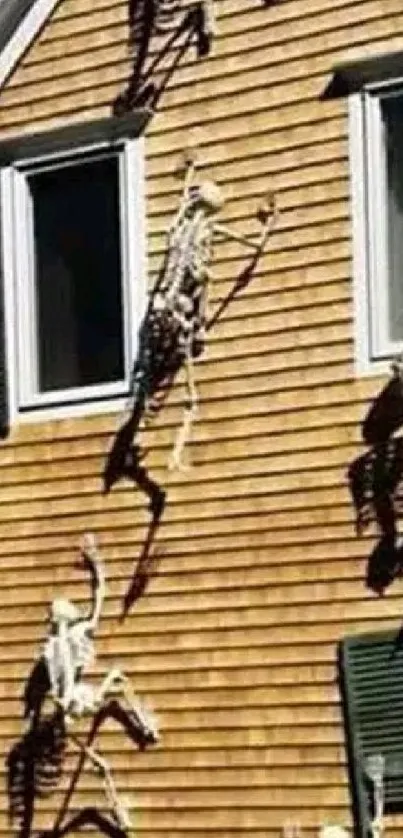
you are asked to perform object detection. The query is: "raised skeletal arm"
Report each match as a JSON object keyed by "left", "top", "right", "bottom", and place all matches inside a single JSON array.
[
  {"left": 80, "top": 533, "right": 105, "bottom": 632},
  {"left": 167, "top": 147, "right": 198, "bottom": 241},
  {"left": 212, "top": 192, "right": 278, "bottom": 253}
]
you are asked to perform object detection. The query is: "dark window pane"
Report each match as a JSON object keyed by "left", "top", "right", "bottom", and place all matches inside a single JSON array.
[
  {"left": 383, "top": 95, "right": 403, "bottom": 342},
  {"left": 29, "top": 154, "right": 124, "bottom": 393}
]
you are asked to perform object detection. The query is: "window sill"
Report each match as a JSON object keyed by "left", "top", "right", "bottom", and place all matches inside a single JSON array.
[
  {"left": 13, "top": 393, "right": 129, "bottom": 425},
  {"left": 355, "top": 354, "right": 403, "bottom": 378}
]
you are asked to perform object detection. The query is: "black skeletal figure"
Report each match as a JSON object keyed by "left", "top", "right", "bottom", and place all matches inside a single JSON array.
[{"left": 348, "top": 359, "right": 403, "bottom": 594}]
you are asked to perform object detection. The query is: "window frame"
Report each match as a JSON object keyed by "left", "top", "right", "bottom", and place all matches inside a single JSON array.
[
  {"left": 350, "top": 75, "right": 403, "bottom": 375},
  {"left": 0, "top": 129, "right": 147, "bottom": 423}
]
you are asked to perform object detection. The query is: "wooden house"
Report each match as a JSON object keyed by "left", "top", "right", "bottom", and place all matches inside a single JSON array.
[{"left": 1, "top": 1, "right": 403, "bottom": 838}]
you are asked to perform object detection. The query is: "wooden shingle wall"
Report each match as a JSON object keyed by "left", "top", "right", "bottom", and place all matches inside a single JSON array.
[{"left": 0, "top": 0, "right": 402, "bottom": 836}]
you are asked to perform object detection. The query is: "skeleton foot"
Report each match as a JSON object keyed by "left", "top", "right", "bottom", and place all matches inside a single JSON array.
[
  {"left": 126, "top": 698, "right": 159, "bottom": 747},
  {"left": 107, "top": 667, "right": 125, "bottom": 694},
  {"left": 113, "top": 796, "right": 133, "bottom": 832},
  {"left": 168, "top": 450, "right": 192, "bottom": 472},
  {"left": 119, "top": 682, "right": 159, "bottom": 747},
  {"left": 83, "top": 744, "right": 132, "bottom": 831}
]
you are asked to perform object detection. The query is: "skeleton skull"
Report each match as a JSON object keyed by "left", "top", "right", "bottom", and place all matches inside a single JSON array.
[
  {"left": 192, "top": 180, "right": 224, "bottom": 214},
  {"left": 49, "top": 598, "right": 79, "bottom": 626}
]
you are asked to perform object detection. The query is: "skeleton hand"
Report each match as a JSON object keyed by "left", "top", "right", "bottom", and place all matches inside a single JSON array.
[
  {"left": 257, "top": 191, "right": 277, "bottom": 226},
  {"left": 81, "top": 532, "right": 98, "bottom": 561}
]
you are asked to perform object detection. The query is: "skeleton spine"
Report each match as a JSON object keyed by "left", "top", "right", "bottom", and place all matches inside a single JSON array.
[{"left": 165, "top": 207, "right": 204, "bottom": 305}]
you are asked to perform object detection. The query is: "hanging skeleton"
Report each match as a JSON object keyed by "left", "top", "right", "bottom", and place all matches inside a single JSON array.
[
  {"left": 129, "top": 149, "right": 278, "bottom": 470},
  {"left": 41, "top": 534, "right": 158, "bottom": 831}
]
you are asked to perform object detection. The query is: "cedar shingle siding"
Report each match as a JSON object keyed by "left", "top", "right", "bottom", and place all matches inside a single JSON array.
[{"left": 0, "top": 1, "right": 402, "bottom": 837}]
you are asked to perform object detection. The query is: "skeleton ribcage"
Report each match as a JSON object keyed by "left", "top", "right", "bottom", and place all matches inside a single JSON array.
[
  {"left": 43, "top": 625, "right": 95, "bottom": 702},
  {"left": 154, "top": 0, "right": 184, "bottom": 31},
  {"left": 68, "top": 624, "right": 95, "bottom": 671},
  {"left": 43, "top": 636, "right": 68, "bottom": 698}
]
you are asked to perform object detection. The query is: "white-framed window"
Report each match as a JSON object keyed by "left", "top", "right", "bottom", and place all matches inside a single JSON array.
[
  {"left": 0, "top": 128, "right": 146, "bottom": 422},
  {"left": 350, "top": 76, "right": 403, "bottom": 375}
]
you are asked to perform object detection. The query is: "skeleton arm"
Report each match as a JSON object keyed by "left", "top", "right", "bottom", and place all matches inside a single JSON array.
[
  {"left": 212, "top": 192, "right": 278, "bottom": 253},
  {"left": 80, "top": 533, "right": 105, "bottom": 632},
  {"left": 167, "top": 149, "right": 198, "bottom": 241},
  {"left": 168, "top": 354, "right": 198, "bottom": 470}
]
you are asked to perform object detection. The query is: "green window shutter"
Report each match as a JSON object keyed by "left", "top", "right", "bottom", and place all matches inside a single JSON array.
[{"left": 340, "top": 631, "right": 403, "bottom": 838}]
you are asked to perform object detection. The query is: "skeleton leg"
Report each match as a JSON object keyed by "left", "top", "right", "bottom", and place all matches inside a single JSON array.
[
  {"left": 154, "top": 0, "right": 216, "bottom": 51},
  {"left": 117, "top": 675, "right": 159, "bottom": 744},
  {"left": 93, "top": 667, "right": 125, "bottom": 708},
  {"left": 68, "top": 732, "right": 132, "bottom": 831},
  {"left": 94, "top": 668, "right": 159, "bottom": 745},
  {"left": 168, "top": 355, "right": 198, "bottom": 471}
]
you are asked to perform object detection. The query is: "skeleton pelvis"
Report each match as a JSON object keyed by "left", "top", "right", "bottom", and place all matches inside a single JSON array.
[{"left": 67, "top": 682, "right": 97, "bottom": 717}]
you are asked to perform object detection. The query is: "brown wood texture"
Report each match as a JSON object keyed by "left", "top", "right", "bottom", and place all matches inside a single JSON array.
[{"left": 0, "top": 0, "right": 401, "bottom": 836}]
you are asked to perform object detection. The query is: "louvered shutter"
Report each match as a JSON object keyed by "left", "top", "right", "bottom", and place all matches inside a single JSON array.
[{"left": 340, "top": 631, "right": 403, "bottom": 838}]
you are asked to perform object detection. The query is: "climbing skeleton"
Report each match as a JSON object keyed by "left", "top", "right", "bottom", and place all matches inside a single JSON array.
[
  {"left": 42, "top": 534, "right": 158, "bottom": 831},
  {"left": 129, "top": 148, "right": 278, "bottom": 469}
]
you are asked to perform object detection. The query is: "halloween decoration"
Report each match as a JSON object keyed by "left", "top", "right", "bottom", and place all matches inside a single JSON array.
[
  {"left": 155, "top": 0, "right": 215, "bottom": 45},
  {"left": 41, "top": 534, "right": 158, "bottom": 831},
  {"left": 366, "top": 754, "right": 385, "bottom": 838},
  {"left": 128, "top": 148, "right": 278, "bottom": 470}
]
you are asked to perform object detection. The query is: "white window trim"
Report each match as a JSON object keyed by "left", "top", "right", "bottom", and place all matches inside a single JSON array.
[
  {"left": 0, "top": 135, "right": 147, "bottom": 423},
  {"left": 350, "top": 77, "right": 403, "bottom": 376},
  {"left": 0, "top": 0, "right": 60, "bottom": 91}
]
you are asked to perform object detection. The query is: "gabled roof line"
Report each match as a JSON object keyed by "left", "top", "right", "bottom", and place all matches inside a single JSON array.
[{"left": 0, "top": 0, "right": 59, "bottom": 91}]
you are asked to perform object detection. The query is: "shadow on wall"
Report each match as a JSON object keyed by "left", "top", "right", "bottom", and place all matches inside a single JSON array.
[
  {"left": 113, "top": 0, "right": 214, "bottom": 115},
  {"left": 113, "top": 0, "right": 276, "bottom": 116},
  {"left": 103, "top": 435, "right": 166, "bottom": 619},
  {"left": 8, "top": 660, "right": 154, "bottom": 838},
  {"left": 104, "top": 1, "right": 279, "bottom": 617},
  {"left": 348, "top": 363, "right": 403, "bottom": 594},
  {"left": 7, "top": 659, "right": 66, "bottom": 838},
  {"left": 103, "top": 184, "right": 274, "bottom": 617}
]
